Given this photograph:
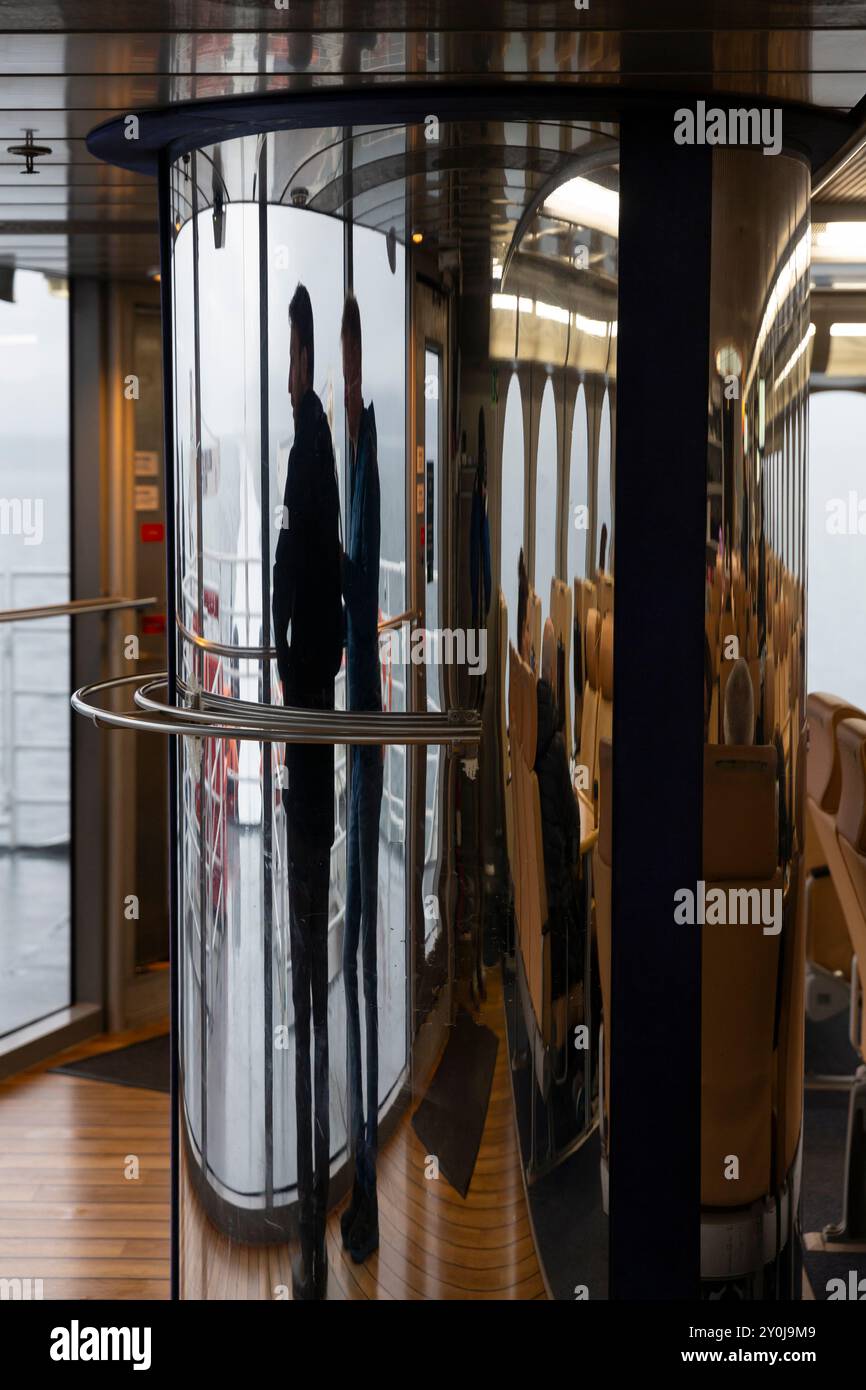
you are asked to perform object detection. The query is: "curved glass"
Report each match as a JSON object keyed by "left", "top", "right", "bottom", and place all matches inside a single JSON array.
[
  {"left": 500, "top": 372, "right": 525, "bottom": 653},
  {"left": 809, "top": 390, "right": 866, "bottom": 708},
  {"left": 702, "top": 147, "right": 809, "bottom": 1297},
  {"left": 167, "top": 114, "right": 619, "bottom": 1301},
  {"left": 568, "top": 383, "right": 589, "bottom": 583},
  {"left": 534, "top": 375, "right": 558, "bottom": 618}
]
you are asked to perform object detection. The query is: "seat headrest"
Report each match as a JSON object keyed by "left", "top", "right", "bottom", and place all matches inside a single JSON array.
[
  {"left": 509, "top": 645, "right": 538, "bottom": 768},
  {"left": 807, "top": 692, "right": 864, "bottom": 812},
  {"left": 599, "top": 613, "right": 614, "bottom": 701},
  {"left": 585, "top": 607, "right": 601, "bottom": 688},
  {"left": 551, "top": 577, "right": 572, "bottom": 636},
  {"left": 598, "top": 736, "right": 613, "bottom": 867},
  {"left": 836, "top": 717, "right": 866, "bottom": 855},
  {"left": 703, "top": 745, "right": 778, "bottom": 882}
]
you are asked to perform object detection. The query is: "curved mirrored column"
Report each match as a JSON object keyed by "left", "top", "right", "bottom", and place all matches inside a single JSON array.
[
  {"left": 701, "top": 147, "right": 809, "bottom": 1297},
  {"left": 165, "top": 113, "right": 617, "bottom": 1300}
]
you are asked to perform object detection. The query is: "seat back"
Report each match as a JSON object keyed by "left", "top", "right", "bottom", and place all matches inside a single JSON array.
[
  {"left": 550, "top": 577, "right": 573, "bottom": 761},
  {"left": 807, "top": 693, "right": 863, "bottom": 813},
  {"left": 509, "top": 645, "right": 550, "bottom": 1043},
  {"left": 804, "top": 692, "right": 863, "bottom": 979},
  {"left": 835, "top": 717, "right": 866, "bottom": 1056},
  {"left": 574, "top": 578, "right": 597, "bottom": 756},
  {"left": 578, "top": 607, "right": 601, "bottom": 797},
  {"left": 594, "top": 613, "right": 613, "bottom": 802},
  {"left": 529, "top": 589, "right": 542, "bottom": 674},
  {"left": 702, "top": 745, "right": 783, "bottom": 1207},
  {"left": 597, "top": 572, "right": 613, "bottom": 619}
]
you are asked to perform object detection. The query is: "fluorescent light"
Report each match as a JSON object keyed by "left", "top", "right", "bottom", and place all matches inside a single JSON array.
[
  {"left": 829, "top": 322, "right": 866, "bottom": 337},
  {"left": 491, "top": 261, "right": 503, "bottom": 281},
  {"left": 815, "top": 222, "right": 866, "bottom": 259},
  {"left": 535, "top": 300, "right": 569, "bottom": 324},
  {"left": 773, "top": 322, "right": 816, "bottom": 390},
  {"left": 518, "top": 297, "right": 533, "bottom": 314},
  {"left": 0, "top": 333, "right": 36, "bottom": 346},
  {"left": 491, "top": 293, "right": 517, "bottom": 312},
  {"left": 543, "top": 176, "right": 619, "bottom": 238},
  {"left": 574, "top": 312, "right": 616, "bottom": 339}
]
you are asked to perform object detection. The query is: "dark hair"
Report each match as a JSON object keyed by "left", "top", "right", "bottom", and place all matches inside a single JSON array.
[
  {"left": 289, "top": 281, "right": 314, "bottom": 384},
  {"left": 340, "top": 291, "right": 362, "bottom": 362},
  {"left": 517, "top": 547, "right": 529, "bottom": 653}
]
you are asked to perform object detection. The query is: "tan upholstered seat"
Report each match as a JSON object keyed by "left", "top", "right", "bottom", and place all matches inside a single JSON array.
[
  {"left": 804, "top": 692, "right": 863, "bottom": 981},
  {"left": 702, "top": 745, "right": 784, "bottom": 1207},
  {"left": 577, "top": 608, "right": 601, "bottom": 802},
  {"left": 593, "top": 613, "right": 613, "bottom": 802},
  {"left": 509, "top": 646, "right": 550, "bottom": 1057},
  {"left": 834, "top": 717, "right": 866, "bottom": 1058},
  {"left": 550, "top": 577, "right": 573, "bottom": 762},
  {"left": 529, "top": 590, "right": 542, "bottom": 675},
  {"left": 574, "top": 578, "right": 597, "bottom": 752}
]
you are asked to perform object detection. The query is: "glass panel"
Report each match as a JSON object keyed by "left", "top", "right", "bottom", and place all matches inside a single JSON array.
[
  {"left": 568, "top": 383, "right": 589, "bottom": 583},
  {"left": 703, "top": 147, "right": 809, "bottom": 1298},
  {"left": 0, "top": 270, "right": 70, "bottom": 1037},
  {"left": 500, "top": 372, "right": 525, "bottom": 652},
  {"left": 534, "top": 375, "right": 558, "bottom": 618},
  {"left": 423, "top": 348, "right": 442, "bottom": 956},
  {"left": 808, "top": 390, "right": 866, "bottom": 707}
]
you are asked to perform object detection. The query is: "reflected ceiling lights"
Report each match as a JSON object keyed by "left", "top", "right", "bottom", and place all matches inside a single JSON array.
[
  {"left": 715, "top": 344, "right": 743, "bottom": 377},
  {"left": 829, "top": 322, "right": 866, "bottom": 336},
  {"left": 813, "top": 222, "right": 866, "bottom": 262},
  {"left": 542, "top": 176, "right": 619, "bottom": 238}
]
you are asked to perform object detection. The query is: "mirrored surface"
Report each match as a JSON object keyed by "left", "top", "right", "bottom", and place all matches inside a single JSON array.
[{"left": 168, "top": 114, "right": 617, "bottom": 1299}]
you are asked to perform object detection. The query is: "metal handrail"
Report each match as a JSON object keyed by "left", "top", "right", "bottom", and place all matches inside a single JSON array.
[
  {"left": 0, "top": 595, "right": 155, "bottom": 624},
  {"left": 72, "top": 671, "right": 480, "bottom": 746},
  {"left": 175, "top": 606, "right": 417, "bottom": 659}
]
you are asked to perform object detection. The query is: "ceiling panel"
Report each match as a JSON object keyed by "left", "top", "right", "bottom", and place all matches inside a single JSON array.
[{"left": 0, "top": 4, "right": 864, "bottom": 280}]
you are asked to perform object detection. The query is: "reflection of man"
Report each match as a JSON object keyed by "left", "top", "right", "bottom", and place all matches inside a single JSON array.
[
  {"left": 272, "top": 282, "right": 342, "bottom": 1300},
  {"left": 339, "top": 292, "right": 384, "bottom": 1264}
]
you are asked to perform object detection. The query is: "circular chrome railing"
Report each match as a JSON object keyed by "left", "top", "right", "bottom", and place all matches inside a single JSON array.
[{"left": 71, "top": 671, "right": 481, "bottom": 747}]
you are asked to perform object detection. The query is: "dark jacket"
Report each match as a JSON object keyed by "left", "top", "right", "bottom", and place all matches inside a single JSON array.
[
  {"left": 272, "top": 387, "right": 341, "bottom": 845},
  {"left": 535, "top": 677, "right": 583, "bottom": 998},
  {"left": 343, "top": 401, "right": 382, "bottom": 713}
]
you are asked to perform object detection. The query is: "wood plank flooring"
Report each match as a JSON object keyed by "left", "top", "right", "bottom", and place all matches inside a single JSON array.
[
  {"left": 1, "top": 969, "right": 546, "bottom": 1300},
  {"left": 0, "top": 1018, "right": 170, "bottom": 1300}
]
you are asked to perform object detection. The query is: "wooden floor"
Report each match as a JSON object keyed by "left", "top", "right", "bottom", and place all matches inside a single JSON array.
[
  {"left": 183, "top": 966, "right": 547, "bottom": 1299},
  {"left": 0, "top": 1019, "right": 170, "bottom": 1300},
  {"left": 1, "top": 969, "right": 545, "bottom": 1301}
]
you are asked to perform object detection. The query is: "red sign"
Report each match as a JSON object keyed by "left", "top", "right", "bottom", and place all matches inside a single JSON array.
[
  {"left": 140, "top": 523, "right": 165, "bottom": 543},
  {"left": 142, "top": 614, "right": 166, "bottom": 635}
]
